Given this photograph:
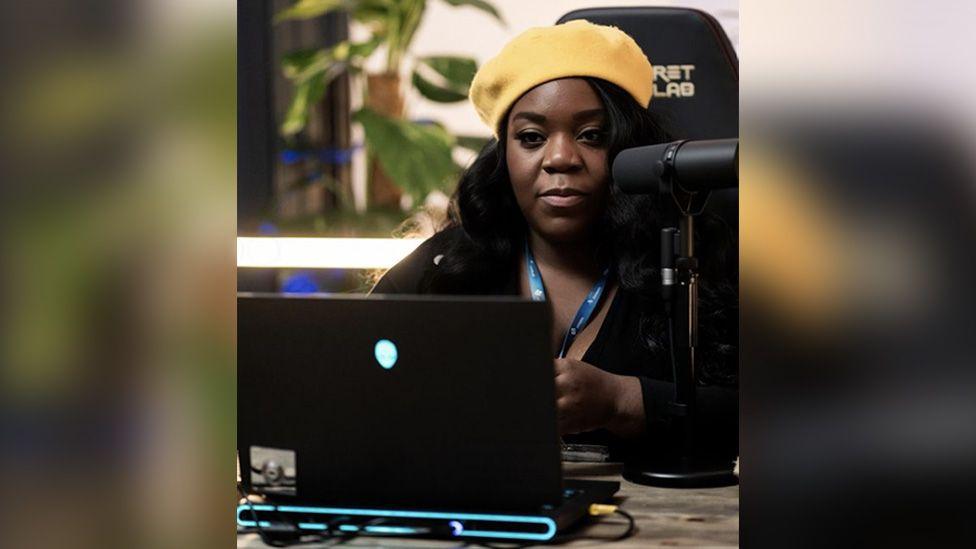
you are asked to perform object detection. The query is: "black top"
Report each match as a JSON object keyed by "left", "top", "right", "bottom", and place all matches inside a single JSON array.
[{"left": 371, "top": 229, "right": 737, "bottom": 460}]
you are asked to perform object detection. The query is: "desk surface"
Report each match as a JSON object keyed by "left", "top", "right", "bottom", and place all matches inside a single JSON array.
[{"left": 238, "top": 462, "right": 739, "bottom": 548}]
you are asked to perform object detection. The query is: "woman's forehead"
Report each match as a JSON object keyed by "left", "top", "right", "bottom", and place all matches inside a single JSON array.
[{"left": 508, "top": 78, "right": 604, "bottom": 121}]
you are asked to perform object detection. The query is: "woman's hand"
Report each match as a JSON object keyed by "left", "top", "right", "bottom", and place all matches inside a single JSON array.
[{"left": 554, "top": 358, "right": 645, "bottom": 437}]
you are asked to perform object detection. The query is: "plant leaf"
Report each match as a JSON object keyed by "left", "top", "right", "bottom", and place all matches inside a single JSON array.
[
  {"left": 411, "top": 71, "right": 467, "bottom": 103},
  {"left": 282, "top": 48, "right": 332, "bottom": 81},
  {"left": 274, "top": 0, "right": 347, "bottom": 23},
  {"left": 417, "top": 55, "right": 477, "bottom": 88},
  {"left": 347, "top": 35, "right": 384, "bottom": 59},
  {"left": 280, "top": 63, "right": 347, "bottom": 136},
  {"left": 350, "top": 0, "right": 396, "bottom": 31},
  {"left": 412, "top": 56, "right": 477, "bottom": 103},
  {"left": 281, "top": 73, "right": 327, "bottom": 136},
  {"left": 440, "top": 0, "right": 505, "bottom": 26},
  {"left": 354, "top": 108, "right": 459, "bottom": 203},
  {"left": 282, "top": 37, "right": 378, "bottom": 85},
  {"left": 280, "top": 44, "right": 360, "bottom": 137}
]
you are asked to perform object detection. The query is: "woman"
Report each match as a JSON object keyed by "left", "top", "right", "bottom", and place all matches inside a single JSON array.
[{"left": 372, "top": 21, "right": 737, "bottom": 459}]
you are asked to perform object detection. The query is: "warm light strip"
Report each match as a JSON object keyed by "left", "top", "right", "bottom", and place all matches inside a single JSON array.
[{"left": 237, "top": 237, "right": 424, "bottom": 269}]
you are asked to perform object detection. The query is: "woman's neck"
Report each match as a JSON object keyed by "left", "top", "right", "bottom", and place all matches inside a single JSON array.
[{"left": 527, "top": 231, "right": 602, "bottom": 280}]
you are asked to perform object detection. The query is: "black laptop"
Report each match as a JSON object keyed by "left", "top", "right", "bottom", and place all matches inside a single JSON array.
[{"left": 237, "top": 293, "right": 619, "bottom": 542}]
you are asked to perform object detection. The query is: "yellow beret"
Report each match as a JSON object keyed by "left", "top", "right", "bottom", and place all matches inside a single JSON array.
[{"left": 469, "top": 20, "right": 653, "bottom": 137}]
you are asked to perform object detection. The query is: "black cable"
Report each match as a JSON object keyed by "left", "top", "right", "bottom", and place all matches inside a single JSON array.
[
  {"left": 236, "top": 482, "right": 351, "bottom": 547},
  {"left": 609, "top": 508, "right": 637, "bottom": 541},
  {"left": 237, "top": 448, "right": 360, "bottom": 547},
  {"left": 549, "top": 507, "right": 638, "bottom": 545},
  {"left": 236, "top": 483, "right": 293, "bottom": 547}
]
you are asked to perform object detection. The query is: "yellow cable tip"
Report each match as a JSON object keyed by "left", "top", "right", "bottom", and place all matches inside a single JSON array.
[{"left": 588, "top": 503, "right": 618, "bottom": 516}]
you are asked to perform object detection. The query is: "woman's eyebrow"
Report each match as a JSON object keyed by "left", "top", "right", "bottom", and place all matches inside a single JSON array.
[
  {"left": 572, "top": 108, "right": 606, "bottom": 121},
  {"left": 511, "top": 108, "right": 606, "bottom": 125},
  {"left": 512, "top": 111, "right": 546, "bottom": 124}
]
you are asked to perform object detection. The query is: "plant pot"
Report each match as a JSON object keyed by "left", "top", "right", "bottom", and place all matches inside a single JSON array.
[{"left": 366, "top": 72, "right": 405, "bottom": 209}]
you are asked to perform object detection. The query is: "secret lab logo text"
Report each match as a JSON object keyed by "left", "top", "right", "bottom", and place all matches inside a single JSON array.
[{"left": 653, "top": 64, "right": 695, "bottom": 98}]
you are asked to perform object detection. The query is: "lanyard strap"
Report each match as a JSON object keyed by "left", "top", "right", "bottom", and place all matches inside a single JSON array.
[{"left": 525, "top": 241, "right": 610, "bottom": 359}]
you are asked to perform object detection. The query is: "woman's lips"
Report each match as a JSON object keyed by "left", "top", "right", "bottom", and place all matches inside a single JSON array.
[{"left": 539, "top": 194, "right": 587, "bottom": 208}]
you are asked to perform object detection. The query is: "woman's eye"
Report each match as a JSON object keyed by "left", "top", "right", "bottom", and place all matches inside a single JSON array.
[
  {"left": 579, "top": 129, "right": 606, "bottom": 143},
  {"left": 516, "top": 131, "right": 545, "bottom": 146}
]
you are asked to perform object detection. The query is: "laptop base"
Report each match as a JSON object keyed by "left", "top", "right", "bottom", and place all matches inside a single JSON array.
[{"left": 237, "top": 479, "right": 619, "bottom": 543}]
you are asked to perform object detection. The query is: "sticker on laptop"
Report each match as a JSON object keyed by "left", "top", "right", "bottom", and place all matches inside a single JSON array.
[{"left": 249, "top": 446, "right": 296, "bottom": 496}]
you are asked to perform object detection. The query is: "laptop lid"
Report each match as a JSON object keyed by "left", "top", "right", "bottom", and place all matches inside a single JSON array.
[{"left": 238, "top": 293, "right": 562, "bottom": 512}]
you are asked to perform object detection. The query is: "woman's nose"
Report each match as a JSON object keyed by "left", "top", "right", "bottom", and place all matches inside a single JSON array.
[{"left": 542, "top": 134, "right": 583, "bottom": 174}]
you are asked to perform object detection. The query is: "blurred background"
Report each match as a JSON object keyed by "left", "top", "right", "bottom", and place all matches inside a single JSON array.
[
  {"left": 1, "top": 1, "right": 235, "bottom": 547},
  {"left": 236, "top": 0, "right": 738, "bottom": 294},
  {"left": 2, "top": 1, "right": 975, "bottom": 548},
  {"left": 740, "top": 1, "right": 976, "bottom": 546}
]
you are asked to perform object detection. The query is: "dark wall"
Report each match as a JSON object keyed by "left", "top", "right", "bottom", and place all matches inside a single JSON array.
[{"left": 237, "top": 0, "right": 275, "bottom": 233}]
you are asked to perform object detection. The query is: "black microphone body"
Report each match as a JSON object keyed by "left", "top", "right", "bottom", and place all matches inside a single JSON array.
[{"left": 613, "top": 138, "right": 738, "bottom": 195}]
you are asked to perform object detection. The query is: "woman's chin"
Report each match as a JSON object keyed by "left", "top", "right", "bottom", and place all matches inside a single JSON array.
[{"left": 531, "top": 220, "right": 593, "bottom": 245}]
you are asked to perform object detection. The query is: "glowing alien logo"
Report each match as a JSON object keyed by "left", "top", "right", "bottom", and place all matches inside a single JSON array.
[{"left": 374, "top": 339, "right": 398, "bottom": 370}]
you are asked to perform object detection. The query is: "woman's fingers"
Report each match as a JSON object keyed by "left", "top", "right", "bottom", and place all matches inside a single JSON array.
[
  {"left": 556, "top": 397, "right": 579, "bottom": 434},
  {"left": 553, "top": 357, "right": 572, "bottom": 375}
]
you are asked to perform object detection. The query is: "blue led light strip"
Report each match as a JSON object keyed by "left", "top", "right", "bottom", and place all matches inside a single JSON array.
[
  {"left": 236, "top": 504, "right": 557, "bottom": 541},
  {"left": 365, "top": 525, "right": 424, "bottom": 535},
  {"left": 237, "top": 504, "right": 275, "bottom": 528}
]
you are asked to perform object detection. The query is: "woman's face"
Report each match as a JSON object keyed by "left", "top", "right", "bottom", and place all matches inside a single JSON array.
[{"left": 505, "top": 78, "right": 609, "bottom": 245}]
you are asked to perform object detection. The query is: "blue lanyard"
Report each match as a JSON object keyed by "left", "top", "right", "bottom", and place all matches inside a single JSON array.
[{"left": 525, "top": 241, "right": 610, "bottom": 359}]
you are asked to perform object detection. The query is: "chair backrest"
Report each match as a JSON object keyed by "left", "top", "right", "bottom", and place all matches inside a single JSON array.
[{"left": 557, "top": 7, "right": 738, "bottom": 141}]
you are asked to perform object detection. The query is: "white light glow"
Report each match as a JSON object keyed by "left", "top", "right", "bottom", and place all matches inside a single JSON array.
[{"left": 237, "top": 237, "right": 423, "bottom": 269}]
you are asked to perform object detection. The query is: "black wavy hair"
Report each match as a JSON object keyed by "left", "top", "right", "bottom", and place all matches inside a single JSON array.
[{"left": 421, "top": 77, "right": 737, "bottom": 385}]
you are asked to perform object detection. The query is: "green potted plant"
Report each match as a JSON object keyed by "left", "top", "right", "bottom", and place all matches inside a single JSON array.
[{"left": 275, "top": 0, "right": 502, "bottom": 210}]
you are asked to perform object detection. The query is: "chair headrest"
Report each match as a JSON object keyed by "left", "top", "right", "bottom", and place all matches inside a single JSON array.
[{"left": 558, "top": 7, "right": 738, "bottom": 140}]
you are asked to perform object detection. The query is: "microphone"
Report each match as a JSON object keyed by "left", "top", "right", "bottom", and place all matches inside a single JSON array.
[{"left": 612, "top": 138, "right": 738, "bottom": 195}]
